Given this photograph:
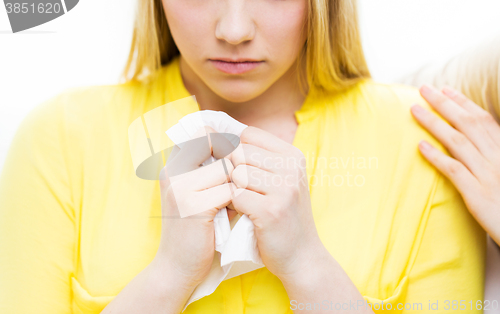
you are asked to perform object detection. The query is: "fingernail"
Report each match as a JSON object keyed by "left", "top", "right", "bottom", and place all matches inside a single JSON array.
[
  {"left": 442, "top": 87, "right": 457, "bottom": 97},
  {"left": 411, "top": 104, "right": 426, "bottom": 115},
  {"left": 420, "top": 84, "right": 434, "bottom": 95},
  {"left": 419, "top": 140, "right": 432, "bottom": 151}
]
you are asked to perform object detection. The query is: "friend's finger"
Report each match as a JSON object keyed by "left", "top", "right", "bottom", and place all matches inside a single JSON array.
[
  {"left": 419, "top": 84, "right": 468, "bottom": 125},
  {"left": 420, "top": 84, "right": 497, "bottom": 159},
  {"left": 411, "top": 104, "right": 487, "bottom": 177},
  {"left": 442, "top": 87, "right": 500, "bottom": 147},
  {"left": 418, "top": 140, "right": 480, "bottom": 195}
]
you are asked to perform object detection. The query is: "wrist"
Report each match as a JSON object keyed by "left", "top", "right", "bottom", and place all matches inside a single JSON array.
[
  {"left": 276, "top": 238, "right": 333, "bottom": 285},
  {"left": 148, "top": 255, "right": 199, "bottom": 303}
]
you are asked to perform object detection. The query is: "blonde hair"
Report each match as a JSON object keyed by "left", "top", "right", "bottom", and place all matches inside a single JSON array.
[{"left": 123, "top": 0, "right": 370, "bottom": 93}]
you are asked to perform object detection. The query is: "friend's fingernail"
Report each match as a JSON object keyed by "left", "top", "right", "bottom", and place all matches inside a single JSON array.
[
  {"left": 419, "top": 140, "right": 432, "bottom": 151},
  {"left": 411, "top": 104, "right": 425, "bottom": 115},
  {"left": 442, "top": 87, "right": 457, "bottom": 97},
  {"left": 420, "top": 84, "right": 434, "bottom": 95}
]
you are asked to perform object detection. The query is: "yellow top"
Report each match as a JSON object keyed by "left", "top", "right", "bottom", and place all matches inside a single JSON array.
[{"left": 0, "top": 56, "right": 486, "bottom": 314}]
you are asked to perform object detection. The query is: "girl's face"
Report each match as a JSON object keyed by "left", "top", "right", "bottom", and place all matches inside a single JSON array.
[{"left": 162, "top": 0, "right": 308, "bottom": 103}]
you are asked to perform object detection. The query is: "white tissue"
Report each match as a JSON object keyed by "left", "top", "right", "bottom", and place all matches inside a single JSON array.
[{"left": 165, "top": 110, "right": 264, "bottom": 311}]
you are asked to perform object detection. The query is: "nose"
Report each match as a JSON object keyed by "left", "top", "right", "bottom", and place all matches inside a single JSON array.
[{"left": 215, "top": 1, "right": 255, "bottom": 45}]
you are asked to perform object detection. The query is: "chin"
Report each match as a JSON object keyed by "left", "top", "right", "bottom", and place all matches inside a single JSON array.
[{"left": 210, "top": 80, "right": 269, "bottom": 103}]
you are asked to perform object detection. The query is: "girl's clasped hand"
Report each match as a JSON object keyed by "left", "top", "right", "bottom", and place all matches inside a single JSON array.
[{"left": 157, "top": 126, "right": 326, "bottom": 288}]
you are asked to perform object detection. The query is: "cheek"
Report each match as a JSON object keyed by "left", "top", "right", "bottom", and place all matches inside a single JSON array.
[
  {"left": 162, "top": 0, "right": 214, "bottom": 57},
  {"left": 256, "top": 2, "right": 308, "bottom": 60}
]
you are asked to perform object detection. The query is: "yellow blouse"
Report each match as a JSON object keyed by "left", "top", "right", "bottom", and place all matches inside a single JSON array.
[{"left": 0, "top": 56, "right": 486, "bottom": 314}]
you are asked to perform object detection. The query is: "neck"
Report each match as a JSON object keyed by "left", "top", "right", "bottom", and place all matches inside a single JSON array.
[{"left": 179, "top": 56, "right": 308, "bottom": 143}]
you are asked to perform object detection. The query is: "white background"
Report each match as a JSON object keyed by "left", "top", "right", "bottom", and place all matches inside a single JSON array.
[{"left": 1, "top": 0, "right": 500, "bottom": 171}]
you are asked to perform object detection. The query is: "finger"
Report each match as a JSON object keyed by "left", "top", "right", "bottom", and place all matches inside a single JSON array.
[
  {"left": 232, "top": 164, "right": 274, "bottom": 194},
  {"left": 240, "top": 126, "right": 292, "bottom": 154},
  {"left": 195, "top": 182, "right": 237, "bottom": 209},
  {"left": 420, "top": 84, "right": 497, "bottom": 159},
  {"left": 442, "top": 87, "right": 500, "bottom": 147},
  {"left": 177, "top": 182, "right": 237, "bottom": 218},
  {"left": 170, "top": 158, "right": 233, "bottom": 191},
  {"left": 411, "top": 104, "right": 488, "bottom": 177},
  {"left": 231, "top": 188, "right": 267, "bottom": 222},
  {"left": 442, "top": 86, "right": 485, "bottom": 114},
  {"left": 166, "top": 136, "right": 211, "bottom": 176},
  {"left": 229, "top": 144, "right": 283, "bottom": 174},
  {"left": 418, "top": 140, "right": 480, "bottom": 195},
  {"left": 419, "top": 84, "right": 468, "bottom": 126}
]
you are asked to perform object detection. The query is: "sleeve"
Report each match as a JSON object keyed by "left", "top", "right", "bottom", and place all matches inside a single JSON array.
[
  {"left": 0, "top": 96, "right": 77, "bottom": 313},
  {"left": 401, "top": 174, "right": 486, "bottom": 313}
]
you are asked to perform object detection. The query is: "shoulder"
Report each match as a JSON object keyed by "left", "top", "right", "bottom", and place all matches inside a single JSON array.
[
  {"left": 316, "top": 80, "right": 452, "bottom": 194},
  {"left": 360, "top": 80, "right": 428, "bottom": 112},
  {"left": 321, "top": 79, "right": 442, "bottom": 148},
  {"left": 26, "top": 56, "right": 185, "bottom": 128},
  {"left": 328, "top": 79, "right": 428, "bottom": 115},
  {"left": 22, "top": 65, "right": 175, "bottom": 135}
]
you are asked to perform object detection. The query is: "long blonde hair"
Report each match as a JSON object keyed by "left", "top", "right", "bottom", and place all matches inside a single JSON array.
[{"left": 123, "top": 0, "right": 370, "bottom": 93}]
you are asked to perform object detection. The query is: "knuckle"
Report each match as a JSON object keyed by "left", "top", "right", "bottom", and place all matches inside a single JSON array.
[
  {"left": 458, "top": 111, "right": 478, "bottom": 126},
  {"left": 433, "top": 96, "right": 451, "bottom": 110},
  {"left": 446, "top": 160, "right": 464, "bottom": 177},
  {"left": 450, "top": 133, "right": 468, "bottom": 146},
  {"left": 287, "top": 184, "right": 300, "bottom": 198},
  {"left": 479, "top": 110, "right": 496, "bottom": 124},
  {"left": 231, "top": 145, "right": 245, "bottom": 167},
  {"left": 267, "top": 203, "right": 284, "bottom": 221},
  {"left": 484, "top": 162, "right": 499, "bottom": 179},
  {"left": 232, "top": 165, "right": 249, "bottom": 187},
  {"left": 240, "top": 127, "right": 256, "bottom": 143},
  {"left": 427, "top": 114, "right": 441, "bottom": 129}
]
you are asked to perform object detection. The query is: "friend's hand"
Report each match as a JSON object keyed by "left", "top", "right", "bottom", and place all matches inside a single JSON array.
[
  {"left": 411, "top": 84, "right": 500, "bottom": 245},
  {"left": 228, "top": 126, "right": 327, "bottom": 280}
]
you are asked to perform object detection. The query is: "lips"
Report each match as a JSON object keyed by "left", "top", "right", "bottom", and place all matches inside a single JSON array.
[{"left": 210, "top": 59, "right": 264, "bottom": 74}]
